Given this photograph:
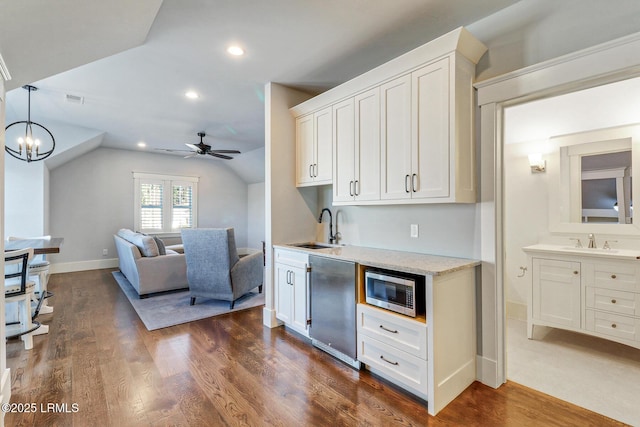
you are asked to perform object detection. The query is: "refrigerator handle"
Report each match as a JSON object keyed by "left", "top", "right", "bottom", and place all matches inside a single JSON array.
[{"left": 306, "top": 265, "right": 312, "bottom": 325}]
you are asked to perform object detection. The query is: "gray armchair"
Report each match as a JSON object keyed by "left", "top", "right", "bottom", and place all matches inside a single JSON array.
[{"left": 181, "top": 228, "right": 263, "bottom": 308}]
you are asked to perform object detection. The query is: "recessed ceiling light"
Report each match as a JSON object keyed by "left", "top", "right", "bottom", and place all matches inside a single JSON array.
[
  {"left": 227, "top": 46, "right": 244, "bottom": 56},
  {"left": 185, "top": 91, "right": 199, "bottom": 99},
  {"left": 137, "top": 142, "right": 146, "bottom": 148}
]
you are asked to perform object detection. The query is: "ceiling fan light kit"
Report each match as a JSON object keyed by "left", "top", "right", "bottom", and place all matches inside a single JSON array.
[{"left": 156, "top": 132, "right": 240, "bottom": 160}]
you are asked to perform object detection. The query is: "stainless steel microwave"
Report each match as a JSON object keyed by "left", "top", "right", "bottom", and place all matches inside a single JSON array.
[{"left": 365, "top": 269, "right": 424, "bottom": 317}]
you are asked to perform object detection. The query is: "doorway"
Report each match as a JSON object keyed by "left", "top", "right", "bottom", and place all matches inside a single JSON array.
[{"left": 502, "top": 78, "right": 640, "bottom": 425}]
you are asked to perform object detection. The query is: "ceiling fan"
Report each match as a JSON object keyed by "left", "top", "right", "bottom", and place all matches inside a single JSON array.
[{"left": 158, "top": 132, "right": 241, "bottom": 160}]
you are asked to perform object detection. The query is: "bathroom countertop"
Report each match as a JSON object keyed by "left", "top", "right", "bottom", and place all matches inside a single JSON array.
[{"left": 273, "top": 243, "right": 480, "bottom": 276}]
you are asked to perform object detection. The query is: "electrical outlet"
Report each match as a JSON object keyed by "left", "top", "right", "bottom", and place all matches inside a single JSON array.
[
  {"left": 102, "top": 248, "right": 108, "bottom": 256},
  {"left": 410, "top": 224, "right": 419, "bottom": 238}
]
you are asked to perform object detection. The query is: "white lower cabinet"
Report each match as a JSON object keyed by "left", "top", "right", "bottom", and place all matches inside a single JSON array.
[
  {"left": 356, "top": 266, "right": 476, "bottom": 416},
  {"left": 274, "top": 249, "right": 309, "bottom": 336},
  {"left": 525, "top": 249, "right": 640, "bottom": 350},
  {"left": 357, "top": 304, "right": 428, "bottom": 398}
]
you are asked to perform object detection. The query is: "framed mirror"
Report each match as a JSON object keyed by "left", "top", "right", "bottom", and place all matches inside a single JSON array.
[{"left": 551, "top": 124, "right": 640, "bottom": 235}]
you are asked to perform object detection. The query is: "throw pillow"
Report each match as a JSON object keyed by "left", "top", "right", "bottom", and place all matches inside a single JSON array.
[{"left": 154, "top": 236, "right": 166, "bottom": 255}]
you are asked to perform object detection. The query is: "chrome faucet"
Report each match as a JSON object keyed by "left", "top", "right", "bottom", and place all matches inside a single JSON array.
[
  {"left": 318, "top": 208, "right": 336, "bottom": 244},
  {"left": 587, "top": 233, "right": 596, "bottom": 249}
]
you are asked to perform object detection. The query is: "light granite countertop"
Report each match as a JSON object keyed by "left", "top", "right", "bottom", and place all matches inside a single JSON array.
[{"left": 273, "top": 243, "right": 480, "bottom": 276}]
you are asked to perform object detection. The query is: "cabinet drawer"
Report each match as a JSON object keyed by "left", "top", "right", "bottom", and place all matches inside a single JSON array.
[
  {"left": 274, "top": 248, "right": 309, "bottom": 268},
  {"left": 585, "top": 287, "right": 640, "bottom": 316},
  {"left": 592, "top": 263, "right": 639, "bottom": 292},
  {"left": 358, "top": 334, "right": 427, "bottom": 396},
  {"left": 585, "top": 309, "right": 640, "bottom": 342},
  {"left": 357, "top": 304, "right": 427, "bottom": 359}
]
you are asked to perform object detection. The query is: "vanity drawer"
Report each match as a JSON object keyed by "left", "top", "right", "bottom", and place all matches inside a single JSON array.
[
  {"left": 358, "top": 333, "right": 428, "bottom": 396},
  {"left": 585, "top": 309, "right": 640, "bottom": 342},
  {"left": 592, "top": 263, "right": 639, "bottom": 292},
  {"left": 585, "top": 287, "right": 640, "bottom": 316},
  {"left": 357, "top": 304, "right": 427, "bottom": 359}
]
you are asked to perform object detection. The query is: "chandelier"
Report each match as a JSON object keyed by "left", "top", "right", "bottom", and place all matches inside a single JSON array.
[{"left": 5, "top": 85, "right": 55, "bottom": 162}]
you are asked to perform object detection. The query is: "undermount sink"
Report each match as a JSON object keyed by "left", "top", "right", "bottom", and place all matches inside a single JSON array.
[
  {"left": 561, "top": 246, "right": 619, "bottom": 254},
  {"left": 523, "top": 244, "right": 640, "bottom": 260},
  {"left": 291, "top": 242, "right": 333, "bottom": 250}
]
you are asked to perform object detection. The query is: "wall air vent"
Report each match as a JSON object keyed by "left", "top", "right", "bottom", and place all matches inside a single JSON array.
[{"left": 65, "top": 94, "right": 84, "bottom": 104}]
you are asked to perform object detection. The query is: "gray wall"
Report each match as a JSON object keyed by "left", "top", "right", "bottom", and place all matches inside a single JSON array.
[
  {"left": 247, "top": 182, "right": 265, "bottom": 250},
  {"left": 317, "top": 187, "right": 478, "bottom": 259},
  {"left": 49, "top": 147, "right": 249, "bottom": 264},
  {"left": 468, "top": 0, "right": 640, "bottom": 82}
]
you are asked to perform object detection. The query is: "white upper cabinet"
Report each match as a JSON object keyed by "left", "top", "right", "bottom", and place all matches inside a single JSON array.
[
  {"left": 291, "top": 27, "right": 486, "bottom": 204},
  {"left": 333, "top": 98, "right": 355, "bottom": 202},
  {"left": 380, "top": 74, "right": 412, "bottom": 200},
  {"left": 411, "top": 58, "right": 451, "bottom": 200},
  {"left": 334, "top": 89, "right": 380, "bottom": 202},
  {"left": 295, "top": 106, "right": 332, "bottom": 186}
]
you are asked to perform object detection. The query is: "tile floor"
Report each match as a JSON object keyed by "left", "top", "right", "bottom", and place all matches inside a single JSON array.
[{"left": 507, "top": 318, "right": 640, "bottom": 426}]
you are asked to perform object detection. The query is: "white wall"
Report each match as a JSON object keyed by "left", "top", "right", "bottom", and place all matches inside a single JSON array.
[
  {"left": 4, "top": 160, "right": 46, "bottom": 237},
  {"left": 247, "top": 182, "right": 265, "bottom": 250},
  {"left": 49, "top": 147, "right": 249, "bottom": 268}
]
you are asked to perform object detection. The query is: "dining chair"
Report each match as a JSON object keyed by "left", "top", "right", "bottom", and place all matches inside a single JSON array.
[
  {"left": 5, "top": 248, "right": 41, "bottom": 350},
  {"left": 7, "top": 236, "right": 53, "bottom": 314}
]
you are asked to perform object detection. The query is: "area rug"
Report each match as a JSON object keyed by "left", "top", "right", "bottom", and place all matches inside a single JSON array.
[{"left": 112, "top": 271, "right": 265, "bottom": 331}]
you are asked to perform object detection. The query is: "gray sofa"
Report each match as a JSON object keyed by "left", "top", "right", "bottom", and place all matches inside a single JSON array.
[{"left": 114, "top": 228, "right": 188, "bottom": 297}]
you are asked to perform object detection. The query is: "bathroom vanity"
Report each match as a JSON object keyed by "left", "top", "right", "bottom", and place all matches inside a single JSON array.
[{"left": 522, "top": 244, "right": 640, "bottom": 350}]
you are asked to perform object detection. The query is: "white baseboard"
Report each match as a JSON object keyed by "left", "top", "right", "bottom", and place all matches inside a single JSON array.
[
  {"left": 262, "top": 307, "right": 281, "bottom": 328},
  {"left": 506, "top": 301, "right": 527, "bottom": 321},
  {"left": 50, "top": 258, "right": 119, "bottom": 274},
  {"left": 476, "top": 355, "right": 501, "bottom": 389}
]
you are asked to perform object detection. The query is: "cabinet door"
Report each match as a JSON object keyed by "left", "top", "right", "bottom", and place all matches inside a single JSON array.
[
  {"left": 411, "top": 58, "right": 450, "bottom": 199},
  {"left": 380, "top": 75, "right": 412, "bottom": 200},
  {"left": 290, "top": 265, "right": 308, "bottom": 334},
  {"left": 532, "top": 258, "right": 581, "bottom": 329},
  {"left": 314, "top": 107, "right": 333, "bottom": 184},
  {"left": 333, "top": 98, "right": 355, "bottom": 202},
  {"left": 275, "top": 263, "right": 293, "bottom": 324},
  {"left": 354, "top": 88, "right": 380, "bottom": 202},
  {"left": 296, "top": 114, "right": 315, "bottom": 186}
]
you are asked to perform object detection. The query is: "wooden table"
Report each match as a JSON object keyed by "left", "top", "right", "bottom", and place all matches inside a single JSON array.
[{"left": 5, "top": 237, "right": 64, "bottom": 254}]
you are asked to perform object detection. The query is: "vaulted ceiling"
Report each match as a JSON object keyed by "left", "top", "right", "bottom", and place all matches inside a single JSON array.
[{"left": 1, "top": 0, "right": 519, "bottom": 182}]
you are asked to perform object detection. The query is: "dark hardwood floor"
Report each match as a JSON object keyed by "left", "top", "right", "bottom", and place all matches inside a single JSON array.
[{"left": 5, "top": 269, "right": 627, "bottom": 426}]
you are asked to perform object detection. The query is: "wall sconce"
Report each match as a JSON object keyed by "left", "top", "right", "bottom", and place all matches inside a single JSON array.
[{"left": 528, "top": 153, "right": 546, "bottom": 173}]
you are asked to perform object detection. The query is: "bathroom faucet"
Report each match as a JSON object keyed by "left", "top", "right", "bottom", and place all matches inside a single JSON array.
[
  {"left": 588, "top": 233, "right": 596, "bottom": 248},
  {"left": 318, "top": 208, "right": 336, "bottom": 244}
]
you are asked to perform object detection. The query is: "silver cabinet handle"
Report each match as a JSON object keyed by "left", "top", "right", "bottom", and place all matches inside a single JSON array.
[
  {"left": 355, "top": 180, "right": 360, "bottom": 196},
  {"left": 309, "top": 164, "right": 313, "bottom": 178},
  {"left": 349, "top": 180, "right": 354, "bottom": 196},
  {"left": 379, "top": 325, "right": 398, "bottom": 334},
  {"left": 405, "top": 175, "right": 410, "bottom": 193},
  {"left": 380, "top": 355, "right": 399, "bottom": 366},
  {"left": 286, "top": 270, "right": 291, "bottom": 284},
  {"left": 412, "top": 173, "right": 417, "bottom": 192},
  {"left": 314, "top": 163, "right": 318, "bottom": 177}
]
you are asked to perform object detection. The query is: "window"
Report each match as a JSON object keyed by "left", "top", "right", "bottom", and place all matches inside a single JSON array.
[{"left": 134, "top": 173, "right": 199, "bottom": 234}]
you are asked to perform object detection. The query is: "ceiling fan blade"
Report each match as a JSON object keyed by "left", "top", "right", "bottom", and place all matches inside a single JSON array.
[
  {"left": 155, "top": 148, "right": 193, "bottom": 153},
  {"left": 207, "top": 152, "right": 233, "bottom": 160},
  {"left": 209, "top": 149, "right": 241, "bottom": 154},
  {"left": 185, "top": 143, "right": 200, "bottom": 152},
  {"left": 184, "top": 153, "right": 198, "bottom": 159}
]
